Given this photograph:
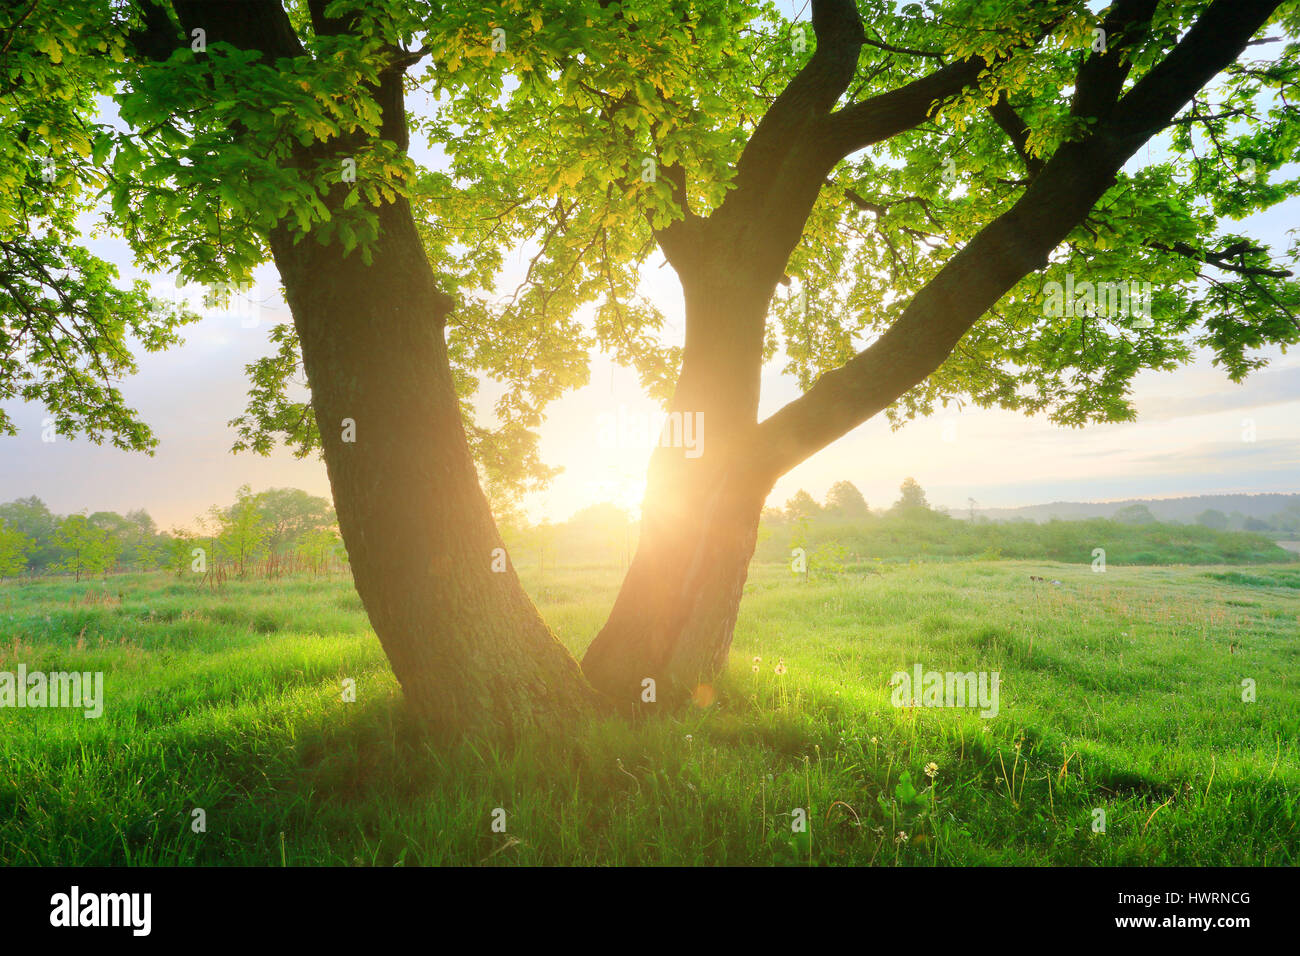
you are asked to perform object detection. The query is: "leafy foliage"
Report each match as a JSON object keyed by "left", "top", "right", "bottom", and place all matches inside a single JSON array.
[
  {"left": 3, "top": 0, "right": 1297, "bottom": 483},
  {"left": 0, "top": 0, "right": 196, "bottom": 450}
]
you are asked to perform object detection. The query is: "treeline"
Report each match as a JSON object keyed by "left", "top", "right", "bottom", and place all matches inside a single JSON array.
[
  {"left": 4, "top": 479, "right": 1291, "bottom": 582},
  {"left": 0, "top": 486, "right": 346, "bottom": 582},
  {"left": 756, "top": 479, "right": 1296, "bottom": 567}
]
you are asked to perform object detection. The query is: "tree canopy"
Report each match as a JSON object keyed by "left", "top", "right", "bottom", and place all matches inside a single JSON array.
[{"left": 5, "top": 0, "right": 1297, "bottom": 492}]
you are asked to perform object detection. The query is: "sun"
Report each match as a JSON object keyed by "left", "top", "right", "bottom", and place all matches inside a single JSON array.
[{"left": 613, "top": 476, "right": 647, "bottom": 520}]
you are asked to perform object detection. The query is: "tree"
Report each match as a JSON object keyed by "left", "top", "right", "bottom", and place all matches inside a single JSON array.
[
  {"left": 1114, "top": 503, "right": 1157, "bottom": 525},
  {"left": 574, "top": 0, "right": 1300, "bottom": 703},
  {"left": 0, "top": 497, "right": 60, "bottom": 570},
  {"left": 252, "top": 487, "right": 334, "bottom": 572},
  {"left": 210, "top": 486, "right": 270, "bottom": 579},
  {"left": 0, "top": 520, "right": 32, "bottom": 579},
  {"left": 1274, "top": 502, "right": 1300, "bottom": 534},
  {"left": 784, "top": 489, "right": 823, "bottom": 522},
  {"left": 52, "top": 514, "right": 117, "bottom": 581},
  {"left": 2, "top": 0, "right": 601, "bottom": 733},
  {"left": 1196, "top": 508, "right": 1229, "bottom": 530},
  {"left": 825, "top": 480, "right": 869, "bottom": 518},
  {"left": 890, "top": 478, "right": 929, "bottom": 515},
  {"left": 165, "top": 530, "right": 200, "bottom": 578},
  {"left": 6, "top": 0, "right": 1299, "bottom": 726},
  {"left": 125, "top": 510, "right": 164, "bottom": 570},
  {"left": 299, "top": 526, "right": 342, "bottom": 577}
]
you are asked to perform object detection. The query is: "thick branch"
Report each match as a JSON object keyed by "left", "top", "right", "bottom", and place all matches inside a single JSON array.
[
  {"left": 1070, "top": 0, "right": 1160, "bottom": 122},
  {"left": 726, "top": 0, "right": 865, "bottom": 204},
  {"left": 819, "top": 55, "right": 985, "bottom": 159},
  {"left": 752, "top": 0, "right": 1284, "bottom": 480}
]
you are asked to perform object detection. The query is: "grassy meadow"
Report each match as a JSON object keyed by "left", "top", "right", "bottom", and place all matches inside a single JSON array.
[{"left": 1, "top": 558, "right": 1297, "bottom": 866}]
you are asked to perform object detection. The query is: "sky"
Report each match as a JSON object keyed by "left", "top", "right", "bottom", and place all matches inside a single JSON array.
[
  {"left": 2, "top": 220, "right": 1295, "bottom": 530},
  {"left": 2, "top": 18, "right": 1298, "bottom": 530}
]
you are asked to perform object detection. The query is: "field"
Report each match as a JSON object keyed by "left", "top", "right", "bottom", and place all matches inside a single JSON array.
[{"left": 1, "top": 559, "right": 1297, "bottom": 866}]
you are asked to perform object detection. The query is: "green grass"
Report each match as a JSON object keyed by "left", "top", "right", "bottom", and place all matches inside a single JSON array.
[
  {"left": 1, "top": 560, "right": 1297, "bottom": 865},
  {"left": 755, "top": 511, "right": 1296, "bottom": 566}
]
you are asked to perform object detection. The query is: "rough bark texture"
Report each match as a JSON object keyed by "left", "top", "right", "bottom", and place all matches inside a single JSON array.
[
  {"left": 151, "top": 0, "right": 598, "bottom": 736},
  {"left": 269, "top": 203, "right": 597, "bottom": 735},
  {"left": 582, "top": 263, "right": 774, "bottom": 704}
]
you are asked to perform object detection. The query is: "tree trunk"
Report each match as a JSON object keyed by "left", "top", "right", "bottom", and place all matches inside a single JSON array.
[
  {"left": 582, "top": 460, "right": 770, "bottom": 707},
  {"left": 269, "top": 201, "right": 596, "bottom": 736},
  {"left": 582, "top": 269, "right": 774, "bottom": 705}
]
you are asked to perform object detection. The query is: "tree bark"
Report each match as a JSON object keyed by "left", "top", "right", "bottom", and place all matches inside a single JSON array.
[
  {"left": 141, "top": 0, "right": 600, "bottom": 737},
  {"left": 581, "top": 268, "right": 774, "bottom": 704},
  {"left": 269, "top": 200, "right": 597, "bottom": 736},
  {"left": 583, "top": 0, "right": 1281, "bottom": 709}
]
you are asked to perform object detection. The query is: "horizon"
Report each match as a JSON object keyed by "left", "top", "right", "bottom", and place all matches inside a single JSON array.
[{"left": 4, "top": 479, "right": 1295, "bottom": 534}]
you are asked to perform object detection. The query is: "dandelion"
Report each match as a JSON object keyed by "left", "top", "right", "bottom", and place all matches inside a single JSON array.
[
  {"left": 774, "top": 658, "right": 787, "bottom": 676},
  {"left": 752, "top": 655, "right": 761, "bottom": 674},
  {"left": 684, "top": 734, "right": 693, "bottom": 743},
  {"left": 894, "top": 830, "right": 909, "bottom": 846},
  {"left": 870, "top": 736, "right": 878, "bottom": 745},
  {"left": 925, "top": 761, "right": 939, "bottom": 779}
]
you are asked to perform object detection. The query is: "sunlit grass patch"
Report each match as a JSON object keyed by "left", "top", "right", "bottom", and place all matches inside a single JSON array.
[{"left": 1, "top": 561, "right": 1296, "bottom": 865}]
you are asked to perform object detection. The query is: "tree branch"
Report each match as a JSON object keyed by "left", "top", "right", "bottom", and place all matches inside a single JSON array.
[
  {"left": 988, "top": 93, "right": 1044, "bottom": 178},
  {"left": 726, "top": 0, "right": 865, "bottom": 205},
  {"left": 751, "top": 0, "right": 1285, "bottom": 482},
  {"left": 1070, "top": 0, "right": 1160, "bottom": 123},
  {"left": 1149, "top": 239, "right": 1292, "bottom": 278}
]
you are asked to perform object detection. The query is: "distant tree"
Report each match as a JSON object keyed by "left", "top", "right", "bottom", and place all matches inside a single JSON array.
[
  {"left": 1243, "top": 517, "right": 1271, "bottom": 532},
  {"left": 53, "top": 515, "right": 118, "bottom": 581},
  {"left": 1114, "top": 504, "right": 1157, "bottom": 525},
  {"left": 87, "top": 511, "right": 135, "bottom": 572},
  {"left": 211, "top": 486, "right": 269, "bottom": 579},
  {"left": 825, "top": 481, "right": 869, "bottom": 518},
  {"left": 1197, "top": 508, "right": 1230, "bottom": 530},
  {"left": 785, "top": 490, "right": 822, "bottom": 522},
  {"left": 1275, "top": 503, "right": 1300, "bottom": 534},
  {"left": 123, "top": 509, "right": 161, "bottom": 568},
  {"left": 892, "top": 478, "right": 930, "bottom": 514},
  {"left": 254, "top": 488, "right": 334, "bottom": 559},
  {"left": 165, "top": 531, "right": 200, "bottom": 578},
  {"left": 299, "top": 527, "right": 342, "bottom": 577},
  {"left": 0, "top": 520, "right": 32, "bottom": 579},
  {"left": 0, "top": 497, "right": 59, "bottom": 569}
]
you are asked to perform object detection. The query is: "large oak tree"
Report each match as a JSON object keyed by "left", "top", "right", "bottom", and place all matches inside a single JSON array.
[
  {"left": 3, "top": 0, "right": 1297, "bottom": 730},
  {"left": 427, "top": 0, "right": 1300, "bottom": 704}
]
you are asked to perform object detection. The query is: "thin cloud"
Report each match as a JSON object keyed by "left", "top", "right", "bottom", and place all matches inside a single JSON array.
[{"left": 1136, "top": 366, "right": 1300, "bottom": 421}]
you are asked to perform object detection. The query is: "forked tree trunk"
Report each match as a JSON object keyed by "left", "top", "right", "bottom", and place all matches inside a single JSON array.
[{"left": 269, "top": 201, "right": 596, "bottom": 736}]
